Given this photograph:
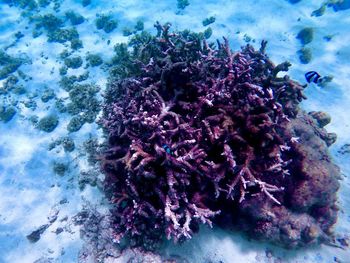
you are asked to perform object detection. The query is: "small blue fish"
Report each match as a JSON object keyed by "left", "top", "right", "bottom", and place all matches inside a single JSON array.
[
  {"left": 162, "top": 144, "right": 173, "bottom": 155},
  {"left": 305, "top": 71, "right": 321, "bottom": 84}
]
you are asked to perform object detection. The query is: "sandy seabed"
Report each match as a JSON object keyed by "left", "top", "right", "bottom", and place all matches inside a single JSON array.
[{"left": 0, "top": 0, "right": 350, "bottom": 262}]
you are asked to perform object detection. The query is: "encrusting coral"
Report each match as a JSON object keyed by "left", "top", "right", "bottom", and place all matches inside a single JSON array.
[{"left": 100, "top": 22, "right": 340, "bottom": 249}]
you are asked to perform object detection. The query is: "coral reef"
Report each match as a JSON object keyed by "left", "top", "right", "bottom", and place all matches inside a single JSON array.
[
  {"left": 48, "top": 136, "right": 75, "bottom": 152},
  {"left": 177, "top": 0, "right": 190, "bottom": 10},
  {"left": 82, "top": 0, "right": 91, "bottom": 7},
  {"left": 311, "top": 0, "right": 350, "bottom": 17},
  {"left": 204, "top": 27, "right": 213, "bottom": 39},
  {"left": 74, "top": 206, "right": 120, "bottom": 262},
  {"left": 3, "top": 0, "right": 38, "bottom": 11},
  {"left": 53, "top": 162, "right": 68, "bottom": 176},
  {"left": 95, "top": 14, "right": 118, "bottom": 33},
  {"left": 59, "top": 72, "right": 90, "bottom": 91},
  {"left": 86, "top": 53, "right": 103, "bottom": 67},
  {"left": 135, "top": 21, "right": 145, "bottom": 32},
  {"left": 64, "top": 56, "right": 83, "bottom": 69},
  {"left": 48, "top": 28, "right": 80, "bottom": 45},
  {"left": 65, "top": 83, "right": 101, "bottom": 132},
  {"left": 202, "top": 16, "right": 216, "bottom": 27},
  {"left": 100, "top": 23, "right": 340, "bottom": 248},
  {"left": 296, "top": 27, "right": 314, "bottom": 45},
  {"left": 38, "top": 0, "right": 50, "bottom": 8},
  {"left": 74, "top": 204, "right": 182, "bottom": 262},
  {"left": 67, "top": 115, "right": 85, "bottom": 132},
  {"left": 0, "top": 104, "right": 16, "bottom": 123},
  {"left": 29, "top": 13, "right": 82, "bottom": 48},
  {"left": 122, "top": 28, "right": 133, "bottom": 37},
  {"left": 0, "top": 50, "right": 24, "bottom": 80},
  {"left": 37, "top": 114, "right": 59, "bottom": 132},
  {"left": 298, "top": 47, "right": 312, "bottom": 64},
  {"left": 66, "top": 11, "right": 85, "bottom": 26},
  {"left": 41, "top": 88, "right": 55, "bottom": 102}
]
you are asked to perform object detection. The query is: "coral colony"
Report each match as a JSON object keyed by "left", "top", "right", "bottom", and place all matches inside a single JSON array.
[{"left": 100, "top": 22, "right": 340, "bottom": 249}]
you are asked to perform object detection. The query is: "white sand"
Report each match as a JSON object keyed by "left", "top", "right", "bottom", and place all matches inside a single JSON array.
[{"left": 0, "top": 0, "right": 349, "bottom": 262}]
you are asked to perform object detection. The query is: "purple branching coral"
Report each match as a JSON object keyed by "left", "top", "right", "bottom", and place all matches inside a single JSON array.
[{"left": 100, "top": 22, "right": 340, "bottom": 249}]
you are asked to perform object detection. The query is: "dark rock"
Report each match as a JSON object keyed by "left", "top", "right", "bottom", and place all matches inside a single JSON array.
[
  {"left": 54, "top": 227, "right": 64, "bottom": 235},
  {"left": 337, "top": 236, "right": 350, "bottom": 247},
  {"left": 311, "top": 4, "right": 327, "bottom": 17},
  {"left": 27, "top": 224, "right": 49, "bottom": 243},
  {"left": 59, "top": 198, "right": 68, "bottom": 204},
  {"left": 309, "top": 111, "right": 331, "bottom": 128}
]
